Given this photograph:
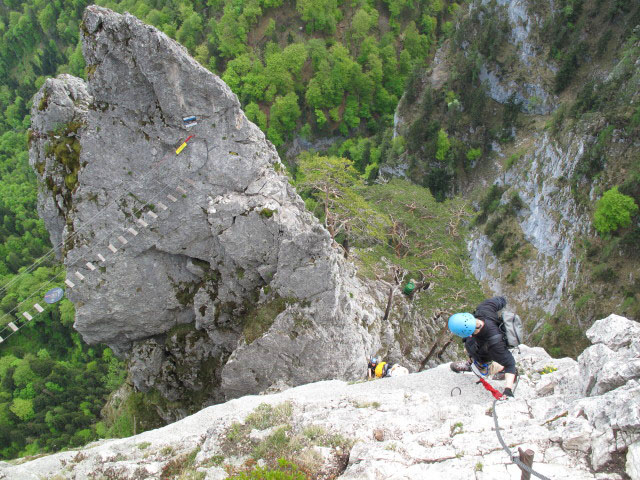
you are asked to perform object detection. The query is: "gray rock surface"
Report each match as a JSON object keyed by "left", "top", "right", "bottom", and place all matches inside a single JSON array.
[
  {"left": 29, "top": 74, "right": 92, "bottom": 255},
  {"left": 2, "top": 316, "right": 638, "bottom": 479},
  {"left": 474, "top": 0, "right": 557, "bottom": 114},
  {"left": 29, "top": 5, "right": 377, "bottom": 404},
  {"left": 586, "top": 313, "right": 640, "bottom": 352},
  {"left": 469, "top": 132, "right": 593, "bottom": 317},
  {"left": 629, "top": 441, "right": 640, "bottom": 480},
  {"left": 29, "top": 6, "right": 449, "bottom": 412},
  {"left": 579, "top": 315, "right": 640, "bottom": 397}
]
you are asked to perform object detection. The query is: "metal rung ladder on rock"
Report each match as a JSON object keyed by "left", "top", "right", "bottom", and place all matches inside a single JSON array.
[{"left": 0, "top": 173, "right": 205, "bottom": 347}]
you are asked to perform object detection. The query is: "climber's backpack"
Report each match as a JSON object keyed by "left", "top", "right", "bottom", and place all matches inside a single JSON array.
[{"left": 495, "top": 310, "right": 524, "bottom": 349}]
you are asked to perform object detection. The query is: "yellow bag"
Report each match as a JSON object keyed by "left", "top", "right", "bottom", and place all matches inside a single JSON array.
[{"left": 374, "top": 362, "right": 387, "bottom": 378}]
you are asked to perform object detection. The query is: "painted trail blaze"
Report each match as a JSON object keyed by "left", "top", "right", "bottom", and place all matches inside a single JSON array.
[{"left": 176, "top": 135, "right": 194, "bottom": 154}]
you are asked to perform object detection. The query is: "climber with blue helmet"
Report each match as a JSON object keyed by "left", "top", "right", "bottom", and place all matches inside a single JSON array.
[
  {"left": 367, "top": 355, "right": 409, "bottom": 379},
  {"left": 448, "top": 296, "right": 517, "bottom": 398},
  {"left": 367, "top": 355, "right": 380, "bottom": 380}
]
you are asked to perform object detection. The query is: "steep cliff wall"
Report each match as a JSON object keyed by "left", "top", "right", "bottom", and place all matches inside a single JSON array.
[
  {"left": 391, "top": 0, "right": 640, "bottom": 354},
  {"left": 469, "top": 132, "right": 591, "bottom": 315},
  {"left": 29, "top": 6, "right": 386, "bottom": 412},
  {"left": 465, "top": 2, "right": 640, "bottom": 348}
]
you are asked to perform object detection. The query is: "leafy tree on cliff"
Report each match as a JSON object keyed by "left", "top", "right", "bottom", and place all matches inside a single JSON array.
[
  {"left": 593, "top": 186, "right": 639, "bottom": 235},
  {"left": 295, "top": 153, "right": 390, "bottom": 250}
]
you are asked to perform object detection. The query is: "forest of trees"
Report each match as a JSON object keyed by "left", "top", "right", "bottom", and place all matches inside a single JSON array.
[
  {"left": 0, "top": 0, "right": 116, "bottom": 460},
  {"left": 0, "top": 273, "right": 126, "bottom": 458},
  {"left": 94, "top": 0, "right": 456, "bottom": 148}
]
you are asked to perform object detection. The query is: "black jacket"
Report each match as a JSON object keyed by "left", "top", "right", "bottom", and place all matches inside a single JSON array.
[{"left": 464, "top": 296, "right": 517, "bottom": 374}]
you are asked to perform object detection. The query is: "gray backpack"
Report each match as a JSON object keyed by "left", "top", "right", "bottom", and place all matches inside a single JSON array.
[{"left": 497, "top": 311, "right": 524, "bottom": 349}]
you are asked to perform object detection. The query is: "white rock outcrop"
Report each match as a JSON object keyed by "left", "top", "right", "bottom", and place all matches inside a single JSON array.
[{"left": 1, "top": 314, "right": 638, "bottom": 479}]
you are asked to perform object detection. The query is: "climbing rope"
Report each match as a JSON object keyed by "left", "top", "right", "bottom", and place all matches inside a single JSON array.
[
  {"left": 492, "top": 398, "right": 552, "bottom": 480},
  {"left": 469, "top": 366, "right": 551, "bottom": 478}
]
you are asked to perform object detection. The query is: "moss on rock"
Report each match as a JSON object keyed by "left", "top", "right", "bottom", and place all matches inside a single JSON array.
[{"left": 242, "top": 296, "right": 291, "bottom": 344}]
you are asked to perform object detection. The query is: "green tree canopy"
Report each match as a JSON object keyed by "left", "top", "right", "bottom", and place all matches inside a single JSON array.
[
  {"left": 593, "top": 186, "right": 639, "bottom": 235},
  {"left": 267, "top": 92, "right": 301, "bottom": 146},
  {"left": 295, "top": 153, "right": 390, "bottom": 246},
  {"left": 296, "top": 0, "right": 340, "bottom": 34}
]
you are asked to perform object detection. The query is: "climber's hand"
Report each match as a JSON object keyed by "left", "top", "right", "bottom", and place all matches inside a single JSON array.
[{"left": 502, "top": 387, "right": 514, "bottom": 398}]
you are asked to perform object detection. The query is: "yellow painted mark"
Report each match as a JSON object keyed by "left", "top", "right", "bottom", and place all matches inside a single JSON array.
[{"left": 176, "top": 142, "right": 187, "bottom": 154}]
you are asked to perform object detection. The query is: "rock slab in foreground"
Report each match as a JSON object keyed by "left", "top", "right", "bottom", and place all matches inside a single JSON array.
[{"left": 1, "top": 315, "right": 639, "bottom": 480}]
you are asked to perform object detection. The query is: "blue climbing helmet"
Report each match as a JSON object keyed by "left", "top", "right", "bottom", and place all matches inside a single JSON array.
[{"left": 448, "top": 312, "right": 476, "bottom": 338}]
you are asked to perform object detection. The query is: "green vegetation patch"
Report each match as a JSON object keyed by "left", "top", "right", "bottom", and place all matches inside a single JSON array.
[
  {"left": 593, "top": 186, "right": 638, "bottom": 235},
  {"left": 260, "top": 208, "right": 276, "bottom": 218},
  {"left": 246, "top": 402, "right": 293, "bottom": 430},
  {"left": 161, "top": 446, "right": 202, "bottom": 480},
  {"left": 220, "top": 402, "right": 294, "bottom": 460},
  {"left": 475, "top": 186, "right": 529, "bottom": 264},
  {"left": 356, "top": 178, "right": 484, "bottom": 321},
  {"left": 532, "top": 315, "right": 589, "bottom": 358},
  {"left": 99, "top": 385, "right": 165, "bottom": 439},
  {"left": 242, "top": 296, "right": 293, "bottom": 344},
  {"left": 172, "top": 280, "right": 201, "bottom": 307},
  {"left": 45, "top": 122, "right": 83, "bottom": 171},
  {"left": 221, "top": 402, "right": 353, "bottom": 479},
  {"left": 38, "top": 91, "right": 50, "bottom": 112},
  {"left": 43, "top": 121, "right": 84, "bottom": 205},
  {"left": 474, "top": 184, "right": 506, "bottom": 226},
  {"left": 227, "top": 458, "right": 307, "bottom": 480}
]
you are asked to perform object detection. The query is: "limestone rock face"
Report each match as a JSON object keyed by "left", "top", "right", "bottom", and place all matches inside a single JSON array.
[
  {"left": 2, "top": 315, "right": 638, "bottom": 480},
  {"left": 586, "top": 313, "right": 640, "bottom": 353},
  {"left": 579, "top": 315, "right": 640, "bottom": 396},
  {"left": 475, "top": 0, "right": 557, "bottom": 114},
  {"left": 29, "top": 5, "right": 391, "bottom": 408},
  {"left": 29, "top": 74, "right": 92, "bottom": 255},
  {"left": 469, "top": 132, "right": 593, "bottom": 316},
  {"left": 629, "top": 442, "right": 640, "bottom": 480}
]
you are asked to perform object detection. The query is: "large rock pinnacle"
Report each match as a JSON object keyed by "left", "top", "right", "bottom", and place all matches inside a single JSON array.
[{"left": 29, "top": 6, "right": 384, "bottom": 410}]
